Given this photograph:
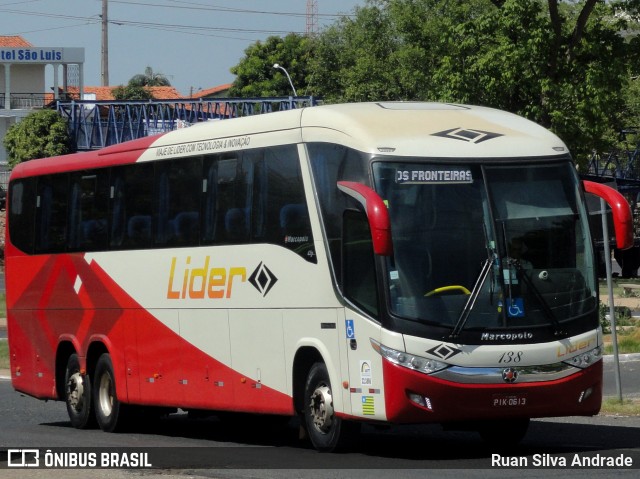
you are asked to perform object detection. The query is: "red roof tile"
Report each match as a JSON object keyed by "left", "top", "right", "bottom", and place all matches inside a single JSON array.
[
  {"left": 190, "top": 84, "right": 232, "bottom": 98},
  {"left": 45, "top": 85, "right": 186, "bottom": 102},
  {"left": 0, "top": 35, "right": 32, "bottom": 47}
]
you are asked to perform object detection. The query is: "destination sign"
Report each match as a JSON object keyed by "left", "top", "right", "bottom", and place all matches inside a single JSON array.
[{"left": 396, "top": 167, "right": 473, "bottom": 184}]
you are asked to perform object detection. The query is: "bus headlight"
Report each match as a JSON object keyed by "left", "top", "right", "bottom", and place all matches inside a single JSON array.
[
  {"left": 371, "top": 339, "right": 449, "bottom": 374},
  {"left": 562, "top": 346, "right": 602, "bottom": 369}
]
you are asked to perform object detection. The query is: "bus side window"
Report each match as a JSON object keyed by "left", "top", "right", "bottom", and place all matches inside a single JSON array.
[
  {"left": 35, "top": 174, "right": 69, "bottom": 254},
  {"left": 202, "top": 157, "right": 218, "bottom": 243},
  {"left": 264, "top": 145, "right": 315, "bottom": 262},
  {"left": 343, "top": 208, "right": 379, "bottom": 317},
  {"left": 8, "top": 179, "right": 36, "bottom": 254},
  {"left": 308, "top": 143, "right": 369, "bottom": 278},
  {"left": 154, "top": 156, "right": 202, "bottom": 247},
  {"left": 111, "top": 163, "right": 153, "bottom": 249},
  {"left": 68, "top": 171, "right": 109, "bottom": 252},
  {"left": 216, "top": 156, "right": 251, "bottom": 244}
]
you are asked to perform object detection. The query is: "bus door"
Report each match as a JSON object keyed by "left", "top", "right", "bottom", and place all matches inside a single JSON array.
[{"left": 342, "top": 208, "right": 385, "bottom": 420}]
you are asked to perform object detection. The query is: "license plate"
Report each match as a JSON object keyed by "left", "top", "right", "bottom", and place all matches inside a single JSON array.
[{"left": 492, "top": 394, "right": 527, "bottom": 407}]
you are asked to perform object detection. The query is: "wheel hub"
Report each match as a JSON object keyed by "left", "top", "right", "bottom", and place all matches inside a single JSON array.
[
  {"left": 309, "top": 385, "right": 334, "bottom": 433},
  {"left": 98, "top": 374, "right": 113, "bottom": 417},
  {"left": 66, "top": 372, "right": 84, "bottom": 411}
]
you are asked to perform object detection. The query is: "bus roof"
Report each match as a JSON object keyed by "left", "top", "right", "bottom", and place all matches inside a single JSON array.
[
  {"left": 139, "top": 101, "right": 568, "bottom": 161},
  {"left": 298, "top": 102, "right": 568, "bottom": 158}
]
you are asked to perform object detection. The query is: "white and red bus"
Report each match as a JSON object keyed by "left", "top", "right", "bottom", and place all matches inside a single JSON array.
[{"left": 5, "top": 102, "right": 633, "bottom": 451}]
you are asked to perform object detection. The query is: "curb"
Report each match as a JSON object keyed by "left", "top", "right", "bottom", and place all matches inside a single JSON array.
[{"left": 603, "top": 352, "right": 640, "bottom": 363}]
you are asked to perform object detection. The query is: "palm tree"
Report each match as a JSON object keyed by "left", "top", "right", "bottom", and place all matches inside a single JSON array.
[{"left": 128, "top": 66, "right": 171, "bottom": 87}]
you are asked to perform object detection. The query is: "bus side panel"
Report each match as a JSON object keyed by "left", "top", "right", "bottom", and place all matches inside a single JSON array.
[
  {"left": 7, "top": 309, "right": 54, "bottom": 399},
  {"left": 343, "top": 311, "right": 385, "bottom": 421},
  {"left": 282, "top": 308, "right": 348, "bottom": 415},
  {"left": 90, "top": 255, "right": 295, "bottom": 412},
  {"left": 228, "top": 309, "right": 293, "bottom": 415},
  {"left": 135, "top": 309, "right": 183, "bottom": 406},
  {"left": 180, "top": 309, "right": 235, "bottom": 410}
]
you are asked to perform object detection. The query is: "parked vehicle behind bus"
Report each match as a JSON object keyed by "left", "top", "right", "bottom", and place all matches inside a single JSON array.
[{"left": 5, "top": 102, "right": 632, "bottom": 451}]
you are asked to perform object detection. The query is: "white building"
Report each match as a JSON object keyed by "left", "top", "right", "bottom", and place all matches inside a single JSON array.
[{"left": 0, "top": 35, "right": 84, "bottom": 166}]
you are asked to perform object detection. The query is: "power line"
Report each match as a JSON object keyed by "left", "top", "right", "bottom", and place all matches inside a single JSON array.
[
  {"left": 0, "top": 7, "right": 307, "bottom": 37},
  {"left": 108, "top": 0, "right": 352, "bottom": 20}
]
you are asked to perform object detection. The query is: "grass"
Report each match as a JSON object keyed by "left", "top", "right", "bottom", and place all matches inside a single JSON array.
[
  {"left": 598, "top": 279, "right": 640, "bottom": 353},
  {"left": 604, "top": 327, "right": 640, "bottom": 354},
  {"left": 0, "top": 340, "right": 8, "bottom": 370},
  {"left": 0, "top": 292, "right": 7, "bottom": 370},
  {"left": 600, "top": 397, "right": 640, "bottom": 416}
]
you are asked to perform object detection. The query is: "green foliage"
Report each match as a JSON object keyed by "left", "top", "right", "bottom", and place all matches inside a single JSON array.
[
  {"left": 112, "top": 85, "right": 154, "bottom": 100},
  {"left": 128, "top": 66, "right": 171, "bottom": 87},
  {"left": 305, "top": 0, "right": 639, "bottom": 166},
  {"left": 229, "top": 34, "right": 312, "bottom": 97},
  {"left": 0, "top": 340, "right": 8, "bottom": 370},
  {"left": 226, "top": 0, "right": 640, "bottom": 160},
  {"left": 599, "top": 303, "right": 632, "bottom": 333},
  {"left": 600, "top": 397, "right": 640, "bottom": 416},
  {"left": 3, "top": 109, "right": 70, "bottom": 168}
]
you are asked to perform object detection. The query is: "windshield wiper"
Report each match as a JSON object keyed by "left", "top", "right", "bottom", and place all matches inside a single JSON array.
[
  {"left": 449, "top": 257, "right": 493, "bottom": 339},
  {"left": 511, "top": 261, "right": 567, "bottom": 337}
]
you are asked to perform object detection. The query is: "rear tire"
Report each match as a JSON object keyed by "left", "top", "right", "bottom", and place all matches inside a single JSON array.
[
  {"left": 64, "top": 353, "right": 96, "bottom": 429},
  {"left": 303, "top": 362, "right": 358, "bottom": 452},
  {"left": 93, "top": 353, "right": 127, "bottom": 432}
]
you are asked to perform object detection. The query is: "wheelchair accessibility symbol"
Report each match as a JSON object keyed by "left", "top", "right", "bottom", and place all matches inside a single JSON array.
[
  {"left": 346, "top": 320, "right": 355, "bottom": 339},
  {"left": 507, "top": 298, "right": 525, "bottom": 318}
]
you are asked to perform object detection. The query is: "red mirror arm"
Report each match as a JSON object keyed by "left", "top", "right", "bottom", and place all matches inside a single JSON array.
[
  {"left": 337, "top": 181, "right": 392, "bottom": 256},
  {"left": 583, "top": 180, "right": 634, "bottom": 250}
]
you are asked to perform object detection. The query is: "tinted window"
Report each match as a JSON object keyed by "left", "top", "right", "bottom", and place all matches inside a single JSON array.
[
  {"left": 8, "top": 179, "right": 36, "bottom": 254},
  {"left": 111, "top": 163, "right": 154, "bottom": 249},
  {"left": 155, "top": 157, "right": 202, "bottom": 247},
  {"left": 10, "top": 145, "right": 314, "bottom": 261},
  {"left": 68, "top": 170, "right": 110, "bottom": 251},
  {"left": 35, "top": 174, "right": 68, "bottom": 253},
  {"left": 308, "top": 143, "right": 369, "bottom": 281}
]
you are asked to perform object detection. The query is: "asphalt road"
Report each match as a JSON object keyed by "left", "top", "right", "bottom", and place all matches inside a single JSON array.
[{"left": 0, "top": 371, "right": 639, "bottom": 478}]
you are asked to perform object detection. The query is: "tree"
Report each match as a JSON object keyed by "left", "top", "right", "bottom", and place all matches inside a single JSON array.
[
  {"left": 128, "top": 66, "right": 171, "bottom": 87},
  {"left": 3, "top": 109, "right": 70, "bottom": 168},
  {"left": 307, "top": 0, "right": 640, "bottom": 165},
  {"left": 229, "top": 34, "right": 312, "bottom": 97},
  {"left": 112, "top": 84, "right": 154, "bottom": 101}
]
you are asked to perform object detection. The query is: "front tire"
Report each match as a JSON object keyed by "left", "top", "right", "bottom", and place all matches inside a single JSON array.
[
  {"left": 93, "top": 353, "right": 127, "bottom": 432},
  {"left": 64, "top": 353, "right": 95, "bottom": 429},
  {"left": 303, "top": 362, "right": 358, "bottom": 452}
]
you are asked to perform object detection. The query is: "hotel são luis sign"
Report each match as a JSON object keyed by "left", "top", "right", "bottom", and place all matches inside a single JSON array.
[{"left": 0, "top": 47, "right": 84, "bottom": 63}]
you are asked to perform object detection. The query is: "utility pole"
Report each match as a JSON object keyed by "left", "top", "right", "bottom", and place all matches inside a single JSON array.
[{"left": 101, "top": 0, "right": 109, "bottom": 86}]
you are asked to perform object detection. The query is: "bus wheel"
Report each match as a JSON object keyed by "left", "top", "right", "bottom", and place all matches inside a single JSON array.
[
  {"left": 304, "top": 362, "right": 357, "bottom": 452},
  {"left": 478, "top": 418, "right": 530, "bottom": 447},
  {"left": 93, "top": 353, "right": 126, "bottom": 432},
  {"left": 64, "top": 353, "right": 95, "bottom": 429}
]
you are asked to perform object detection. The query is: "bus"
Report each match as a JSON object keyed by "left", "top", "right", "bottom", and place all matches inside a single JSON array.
[{"left": 5, "top": 102, "right": 633, "bottom": 451}]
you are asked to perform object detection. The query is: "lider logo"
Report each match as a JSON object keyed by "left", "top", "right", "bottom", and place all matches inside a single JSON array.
[
  {"left": 167, "top": 256, "right": 246, "bottom": 299},
  {"left": 166, "top": 257, "right": 279, "bottom": 299}
]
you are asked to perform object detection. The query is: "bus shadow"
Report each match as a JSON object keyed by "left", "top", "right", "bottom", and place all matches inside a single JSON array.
[{"left": 42, "top": 413, "right": 640, "bottom": 465}]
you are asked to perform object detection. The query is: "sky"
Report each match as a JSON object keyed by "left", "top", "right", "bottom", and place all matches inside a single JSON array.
[{"left": 0, "top": 0, "right": 364, "bottom": 96}]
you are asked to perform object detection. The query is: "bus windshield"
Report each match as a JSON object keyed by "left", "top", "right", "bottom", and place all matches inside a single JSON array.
[{"left": 373, "top": 160, "right": 597, "bottom": 334}]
